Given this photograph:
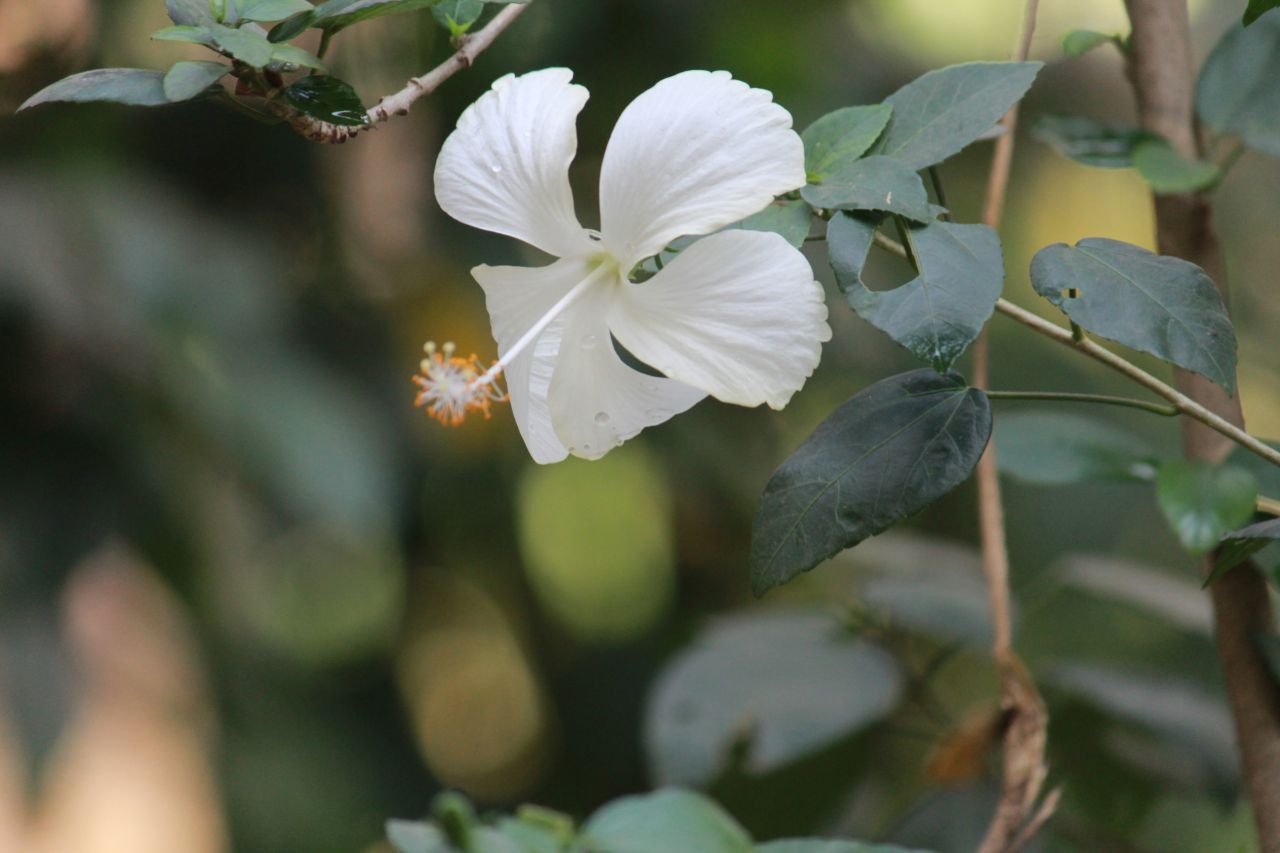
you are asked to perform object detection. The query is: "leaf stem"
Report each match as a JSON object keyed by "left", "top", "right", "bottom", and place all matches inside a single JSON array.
[
  {"left": 993, "top": 297, "right": 1280, "bottom": 469},
  {"left": 986, "top": 390, "right": 1179, "bottom": 416},
  {"left": 927, "top": 166, "right": 952, "bottom": 219}
]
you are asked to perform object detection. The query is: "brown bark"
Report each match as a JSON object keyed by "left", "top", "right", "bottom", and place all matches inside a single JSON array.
[{"left": 1124, "top": 1, "right": 1280, "bottom": 847}]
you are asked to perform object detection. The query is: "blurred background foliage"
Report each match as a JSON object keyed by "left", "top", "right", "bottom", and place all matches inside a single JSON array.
[{"left": 1, "top": 0, "right": 1278, "bottom": 851}]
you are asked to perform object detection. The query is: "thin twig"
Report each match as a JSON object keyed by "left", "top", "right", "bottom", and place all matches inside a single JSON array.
[
  {"left": 986, "top": 390, "right": 1179, "bottom": 417},
  {"left": 993, "top": 298, "right": 1280, "bottom": 469},
  {"left": 1258, "top": 496, "right": 1280, "bottom": 517},
  {"left": 288, "top": 2, "right": 532, "bottom": 143}
]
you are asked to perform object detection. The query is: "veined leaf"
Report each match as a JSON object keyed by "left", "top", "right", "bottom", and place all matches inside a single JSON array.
[
  {"left": 1197, "top": 10, "right": 1280, "bottom": 157},
  {"left": 432, "top": 0, "right": 485, "bottom": 34},
  {"left": 1030, "top": 238, "right": 1238, "bottom": 392},
  {"left": 874, "top": 61, "right": 1043, "bottom": 169},
  {"left": 19, "top": 68, "right": 170, "bottom": 110},
  {"left": 751, "top": 369, "right": 991, "bottom": 594},
  {"left": 802, "top": 104, "right": 893, "bottom": 179},
  {"left": 801, "top": 156, "right": 931, "bottom": 222},
  {"left": 828, "top": 213, "right": 1002, "bottom": 372},
  {"left": 1156, "top": 460, "right": 1257, "bottom": 555}
]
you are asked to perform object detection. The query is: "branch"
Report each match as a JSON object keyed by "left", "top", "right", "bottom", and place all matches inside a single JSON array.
[
  {"left": 288, "top": 2, "right": 532, "bottom": 143},
  {"left": 985, "top": 390, "right": 1179, "bottom": 417},
  {"left": 1122, "top": 4, "right": 1280, "bottom": 847}
]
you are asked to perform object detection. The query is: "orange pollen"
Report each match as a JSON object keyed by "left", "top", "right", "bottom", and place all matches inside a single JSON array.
[{"left": 412, "top": 341, "right": 508, "bottom": 427}]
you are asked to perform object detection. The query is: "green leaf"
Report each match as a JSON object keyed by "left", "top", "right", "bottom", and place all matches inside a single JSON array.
[
  {"left": 1061, "top": 29, "right": 1118, "bottom": 57},
  {"left": 311, "top": 0, "right": 438, "bottom": 32},
  {"left": 1209, "top": 516, "right": 1280, "bottom": 584},
  {"left": 167, "top": 0, "right": 216, "bottom": 25},
  {"left": 994, "top": 410, "right": 1158, "bottom": 485},
  {"left": 802, "top": 104, "right": 893, "bottom": 179},
  {"left": 750, "top": 369, "right": 991, "bottom": 594},
  {"left": 828, "top": 213, "right": 1003, "bottom": 372},
  {"left": 154, "top": 23, "right": 278, "bottom": 67},
  {"left": 432, "top": 0, "right": 485, "bottom": 34},
  {"left": 1132, "top": 136, "right": 1221, "bottom": 193},
  {"left": 1031, "top": 114, "right": 1146, "bottom": 168},
  {"left": 1030, "top": 238, "right": 1238, "bottom": 392},
  {"left": 729, "top": 200, "right": 811, "bottom": 248},
  {"left": 873, "top": 61, "right": 1043, "bottom": 169},
  {"left": 1196, "top": 10, "right": 1280, "bottom": 157},
  {"left": 271, "top": 43, "right": 327, "bottom": 70},
  {"left": 151, "top": 24, "right": 213, "bottom": 44},
  {"left": 236, "top": 0, "right": 314, "bottom": 21},
  {"left": 386, "top": 821, "right": 451, "bottom": 853},
  {"left": 162, "top": 60, "right": 229, "bottom": 102},
  {"left": 1156, "top": 460, "right": 1257, "bottom": 554},
  {"left": 268, "top": 10, "right": 316, "bottom": 41},
  {"left": 1245, "top": 0, "right": 1280, "bottom": 26},
  {"left": 582, "top": 789, "right": 753, "bottom": 853},
  {"left": 757, "top": 842, "right": 932, "bottom": 853},
  {"left": 284, "top": 75, "right": 368, "bottom": 125},
  {"left": 644, "top": 611, "right": 902, "bottom": 786},
  {"left": 801, "top": 156, "right": 931, "bottom": 221},
  {"left": 19, "top": 68, "right": 170, "bottom": 111}
]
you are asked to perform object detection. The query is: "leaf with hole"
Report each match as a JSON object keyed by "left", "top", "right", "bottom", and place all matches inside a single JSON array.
[
  {"left": 1197, "top": 10, "right": 1280, "bottom": 157},
  {"left": 872, "top": 61, "right": 1042, "bottom": 169},
  {"left": 162, "top": 60, "right": 230, "bottom": 102},
  {"left": 801, "top": 156, "right": 931, "bottom": 221},
  {"left": 802, "top": 104, "right": 893, "bottom": 179},
  {"left": 1032, "top": 114, "right": 1145, "bottom": 168},
  {"left": 1030, "top": 238, "right": 1238, "bottom": 392},
  {"left": 994, "top": 410, "right": 1158, "bottom": 485},
  {"left": 284, "top": 74, "right": 368, "bottom": 125},
  {"left": 828, "top": 213, "right": 1002, "bottom": 372},
  {"left": 19, "top": 69, "right": 171, "bottom": 111},
  {"left": 751, "top": 369, "right": 991, "bottom": 594},
  {"left": 644, "top": 611, "right": 902, "bottom": 786},
  {"left": 583, "top": 789, "right": 753, "bottom": 853},
  {"left": 1156, "top": 460, "right": 1257, "bottom": 555}
]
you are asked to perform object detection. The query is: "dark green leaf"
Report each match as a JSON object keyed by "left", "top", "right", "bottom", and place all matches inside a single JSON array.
[
  {"left": 1032, "top": 114, "right": 1145, "bottom": 168},
  {"left": 432, "top": 0, "right": 484, "bottom": 34},
  {"left": 994, "top": 410, "right": 1158, "bottom": 484},
  {"left": 162, "top": 60, "right": 229, "bottom": 102},
  {"left": 829, "top": 214, "right": 1003, "bottom": 371},
  {"left": 1132, "top": 136, "right": 1221, "bottom": 192},
  {"left": 1156, "top": 460, "right": 1257, "bottom": 554},
  {"left": 802, "top": 104, "right": 893, "bottom": 179},
  {"left": 1061, "top": 29, "right": 1118, "bottom": 57},
  {"left": 1030, "top": 238, "right": 1238, "bottom": 392},
  {"left": 729, "top": 199, "right": 812, "bottom": 248},
  {"left": 268, "top": 10, "right": 316, "bottom": 41},
  {"left": 236, "top": 0, "right": 314, "bottom": 21},
  {"left": 582, "top": 789, "right": 752, "bottom": 853},
  {"left": 19, "top": 68, "right": 170, "bottom": 111},
  {"left": 1197, "top": 10, "right": 1280, "bottom": 157},
  {"left": 284, "top": 74, "right": 368, "bottom": 125},
  {"left": 644, "top": 611, "right": 902, "bottom": 786},
  {"left": 801, "top": 156, "right": 931, "bottom": 221},
  {"left": 750, "top": 369, "right": 991, "bottom": 594},
  {"left": 1245, "top": 0, "right": 1280, "bottom": 26},
  {"left": 757, "top": 842, "right": 932, "bottom": 853},
  {"left": 271, "top": 43, "right": 327, "bottom": 70},
  {"left": 1208, "top": 516, "right": 1280, "bottom": 585},
  {"left": 167, "top": 0, "right": 216, "bottom": 25},
  {"left": 873, "top": 61, "right": 1043, "bottom": 169},
  {"left": 311, "top": 0, "right": 438, "bottom": 32}
]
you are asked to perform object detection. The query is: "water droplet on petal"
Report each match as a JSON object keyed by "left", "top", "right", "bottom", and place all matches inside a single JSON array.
[
  {"left": 594, "top": 411, "right": 610, "bottom": 425},
  {"left": 580, "top": 334, "right": 598, "bottom": 350}
]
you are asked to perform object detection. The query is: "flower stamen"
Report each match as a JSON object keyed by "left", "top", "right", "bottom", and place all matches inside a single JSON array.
[{"left": 413, "top": 341, "right": 508, "bottom": 427}]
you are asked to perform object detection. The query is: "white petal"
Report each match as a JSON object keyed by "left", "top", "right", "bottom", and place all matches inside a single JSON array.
[
  {"left": 608, "top": 230, "right": 831, "bottom": 409},
  {"left": 598, "top": 70, "right": 805, "bottom": 269},
  {"left": 547, "top": 284, "right": 706, "bottom": 460},
  {"left": 435, "top": 68, "right": 594, "bottom": 258},
  {"left": 473, "top": 258, "right": 596, "bottom": 463}
]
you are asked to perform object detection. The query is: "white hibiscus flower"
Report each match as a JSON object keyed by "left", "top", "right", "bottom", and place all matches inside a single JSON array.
[{"left": 416, "top": 67, "right": 831, "bottom": 462}]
